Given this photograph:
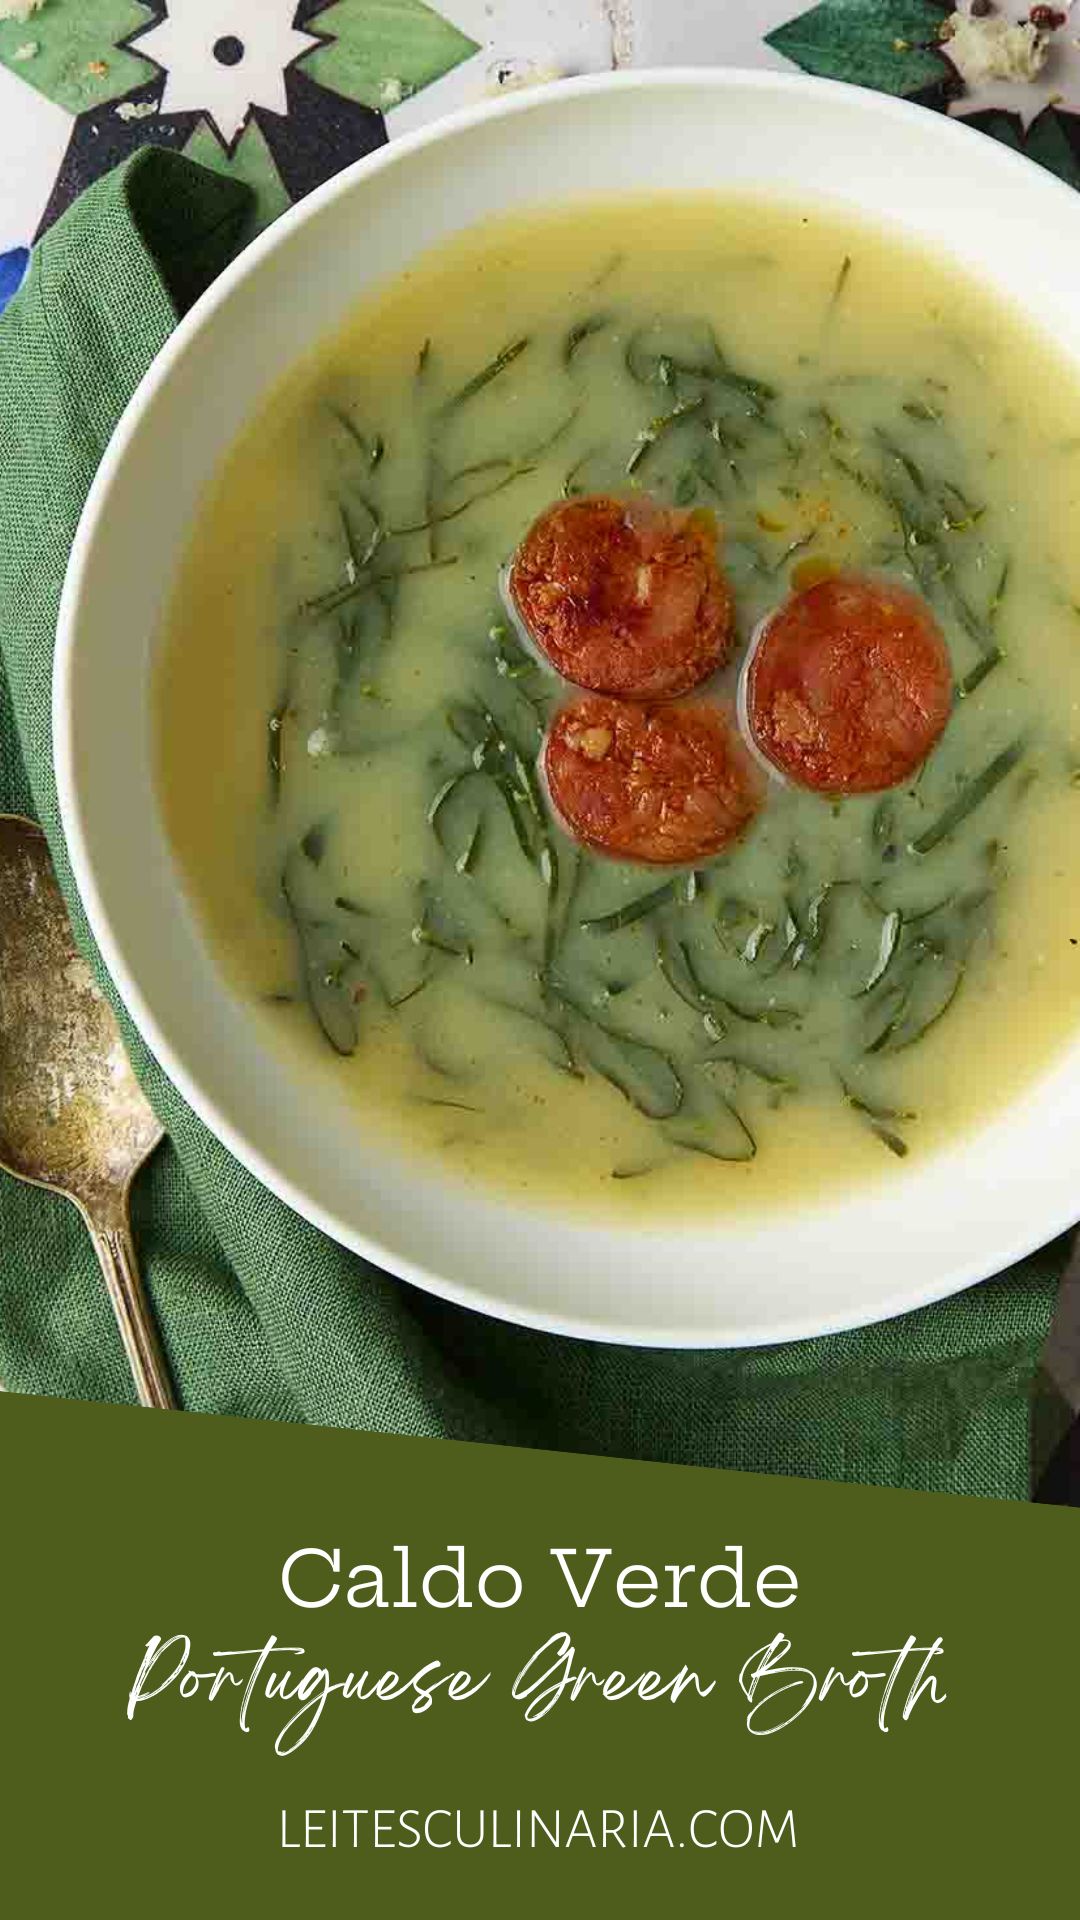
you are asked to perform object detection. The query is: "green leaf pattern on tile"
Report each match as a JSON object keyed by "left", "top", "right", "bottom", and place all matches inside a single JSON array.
[
  {"left": 973, "top": 104, "right": 1080, "bottom": 191},
  {"left": 301, "top": 0, "right": 479, "bottom": 112},
  {"left": 181, "top": 118, "right": 291, "bottom": 236},
  {"left": 767, "top": 0, "right": 948, "bottom": 98},
  {"left": 0, "top": 0, "right": 156, "bottom": 113}
]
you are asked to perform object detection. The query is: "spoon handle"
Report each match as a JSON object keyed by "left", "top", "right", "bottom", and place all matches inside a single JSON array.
[{"left": 88, "top": 1205, "right": 177, "bottom": 1411}]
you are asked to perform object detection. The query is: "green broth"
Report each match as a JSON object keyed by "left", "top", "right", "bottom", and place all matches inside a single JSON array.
[{"left": 157, "top": 194, "right": 1080, "bottom": 1216}]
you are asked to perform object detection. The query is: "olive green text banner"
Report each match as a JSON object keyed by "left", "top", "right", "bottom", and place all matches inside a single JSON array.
[{"left": 3, "top": 1393, "right": 1077, "bottom": 1912}]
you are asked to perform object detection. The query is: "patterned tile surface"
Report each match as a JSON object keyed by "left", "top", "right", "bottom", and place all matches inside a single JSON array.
[
  {"left": 0, "top": 0, "right": 615, "bottom": 253},
  {"left": 6, "top": 4, "right": 1080, "bottom": 273}
]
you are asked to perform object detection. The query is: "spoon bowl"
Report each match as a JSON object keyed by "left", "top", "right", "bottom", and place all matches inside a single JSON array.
[{"left": 0, "top": 815, "right": 175, "bottom": 1407}]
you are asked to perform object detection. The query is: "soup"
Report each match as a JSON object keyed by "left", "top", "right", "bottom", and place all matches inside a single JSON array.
[{"left": 156, "top": 193, "right": 1080, "bottom": 1216}]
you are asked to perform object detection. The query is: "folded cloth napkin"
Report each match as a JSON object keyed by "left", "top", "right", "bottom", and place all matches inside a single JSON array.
[{"left": 0, "top": 150, "right": 1065, "bottom": 1492}]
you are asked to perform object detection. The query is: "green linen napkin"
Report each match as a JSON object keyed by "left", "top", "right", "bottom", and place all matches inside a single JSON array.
[{"left": 0, "top": 149, "right": 1066, "bottom": 1493}]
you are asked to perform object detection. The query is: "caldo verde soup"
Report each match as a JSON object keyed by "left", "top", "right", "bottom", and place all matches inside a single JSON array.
[{"left": 157, "top": 195, "right": 1080, "bottom": 1215}]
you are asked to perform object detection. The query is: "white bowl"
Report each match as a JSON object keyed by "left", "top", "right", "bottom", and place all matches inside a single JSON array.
[{"left": 55, "top": 69, "right": 1080, "bottom": 1348}]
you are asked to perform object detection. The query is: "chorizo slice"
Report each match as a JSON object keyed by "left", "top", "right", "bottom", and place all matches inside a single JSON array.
[
  {"left": 744, "top": 572, "right": 952, "bottom": 794},
  {"left": 544, "top": 693, "right": 762, "bottom": 865},
  {"left": 509, "top": 493, "right": 733, "bottom": 699}
]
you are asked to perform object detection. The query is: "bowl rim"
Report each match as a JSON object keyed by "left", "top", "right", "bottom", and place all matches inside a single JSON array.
[{"left": 53, "top": 65, "right": 1080, "bottom": 1348}]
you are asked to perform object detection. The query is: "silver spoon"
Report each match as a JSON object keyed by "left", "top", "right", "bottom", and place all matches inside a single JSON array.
[{"left": 0, "top": 814, "right": 176, "bottom": 1409}]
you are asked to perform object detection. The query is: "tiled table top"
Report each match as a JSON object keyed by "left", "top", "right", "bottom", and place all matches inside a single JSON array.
[
  {"left": 1, "top": 0, "right": 1078, "bottom": 1447},
  {"left": 7, "top": 2, "right": 1080, "bottom": 251}
]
